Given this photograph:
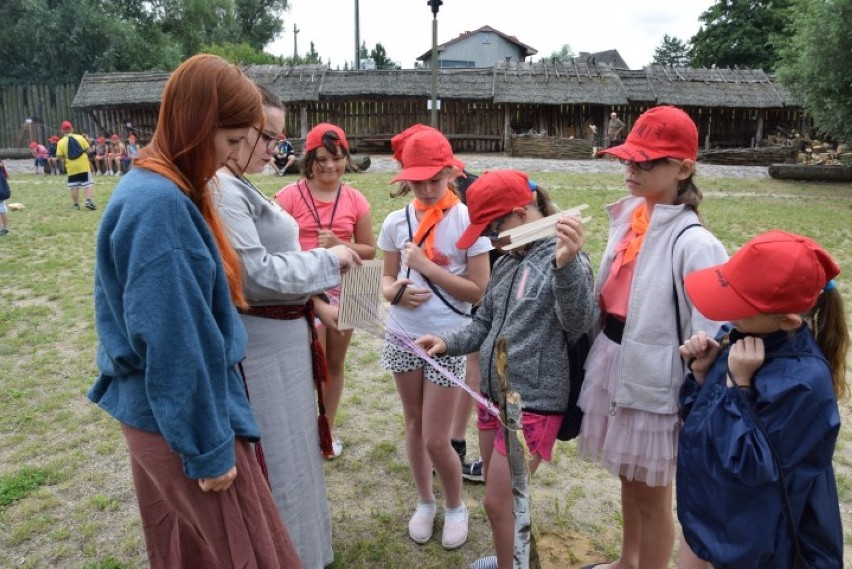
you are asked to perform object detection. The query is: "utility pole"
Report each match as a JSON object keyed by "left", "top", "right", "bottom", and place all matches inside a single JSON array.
[
  {"left": 427, "top": 0, "right": 442, "bottom": 127},
  {"left": 354, "top": 0, "right": 361, "bottom": 69},
  {"left": 293, "top": 24, "right": 300, "bottom": 61}
]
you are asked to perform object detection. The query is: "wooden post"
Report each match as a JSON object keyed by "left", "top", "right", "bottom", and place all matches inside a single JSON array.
[
  {"left": 495, "top": 338, "right": 538, "bottom": 569},
  {"left": 755, "top": 111, "right": 765, "bottom": 148},
  {"left": 503, "top": 105, "right": 511, "bottom": 154}
]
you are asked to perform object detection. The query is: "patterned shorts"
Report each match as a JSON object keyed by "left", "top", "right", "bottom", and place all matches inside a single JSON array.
[{"left": 380, "top": 335, "right": 466, "bottom": 388}]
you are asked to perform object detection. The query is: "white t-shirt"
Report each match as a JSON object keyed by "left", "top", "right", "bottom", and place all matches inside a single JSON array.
[{"left": 378, "top": 202, "right": 492, "bottom": 338}]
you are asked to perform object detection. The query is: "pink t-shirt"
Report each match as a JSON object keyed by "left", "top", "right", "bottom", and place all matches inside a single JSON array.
[
  {"left": 599, "top": 229, "right": 638, "bottom": 320},
  {"left": 274, "top": 180, "right": 370, "bottom": 251}
]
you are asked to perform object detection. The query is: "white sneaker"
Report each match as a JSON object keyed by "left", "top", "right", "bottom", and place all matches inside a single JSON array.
[
  {"left": 326, "top": 438, "right": 343, "bottom": 460},
  {"left": 441, "top": 504, "right": 468, "bottom": 549},
  {"left": 408, "top": 504, "right": 436, "bottom": 544}
]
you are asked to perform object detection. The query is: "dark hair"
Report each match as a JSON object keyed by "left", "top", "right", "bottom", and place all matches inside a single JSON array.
[
  {"left": 135, "top": 54, "right": 262, "bottom": 308},
  {"left": 300, "top": 130, "right": 355, "bottom": 178},
  {"left": 808, "top": 287, "right": 849, "bottom": 400},
  {"left": 532, "top": 186, "right": 559, "bottom": 216},
  {"left": 256, "top": 84, "right": 284, "bottom": 111}
]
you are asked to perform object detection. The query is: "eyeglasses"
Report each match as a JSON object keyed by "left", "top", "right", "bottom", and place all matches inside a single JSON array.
[
  {"left": 252, "top": 127, "right": 279, "bottom": 152},
  {"left": 618, "top": 157, "right": 670, "bottom": 171},
  {"left": 482, "top": 213, "right": 512, "bottom": 241}
]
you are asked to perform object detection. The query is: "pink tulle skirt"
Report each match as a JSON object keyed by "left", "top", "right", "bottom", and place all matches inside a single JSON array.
[{"left": 577, "top": 332, "right": 679, "bottom": 487}]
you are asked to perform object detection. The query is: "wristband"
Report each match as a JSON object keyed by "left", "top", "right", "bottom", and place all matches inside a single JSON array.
[{"left": 391, "top": 284, "right": 408, "bottom": 306}]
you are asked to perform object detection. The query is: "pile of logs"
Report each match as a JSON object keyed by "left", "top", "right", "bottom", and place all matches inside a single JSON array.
[
  {"left": 698, "top": 146, "right": 796, "bottom": 166},
  {"left": 510, "top": 134, "right": 594, "bottom": 160}
]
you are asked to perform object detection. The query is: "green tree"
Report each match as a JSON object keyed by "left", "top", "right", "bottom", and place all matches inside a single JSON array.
[
  {"left": 776, "top": 0, "right": 852, "bottom": 140},
  {"left": 653, "top": 35, "right": 691, "bottom": 66},
  {"left": 370, "top": 43, "right": 400, "bottom": 70},
  {"left": 689, "top": 0, "right": 791, "bottom": 70},
  {"left": 202, "top": 42, "right": 282, "bottom": 65},
  {"left": 544, "top": 44, "right": 574, "bottom": 63}
]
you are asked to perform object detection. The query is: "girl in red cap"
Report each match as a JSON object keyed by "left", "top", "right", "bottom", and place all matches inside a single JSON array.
[
  {"left": 577, "top": 106, "right": 728, "bottom": 569},
  {"left": 93, "top": 136, "right": 109, "bottom": 175},
  {"left": 676, "top": 230, "right": 845, "bottom": 568},
  {"left": 275, "top": 122, "right": 376, "bottom": 460},
  {"left": 108, "top": 134, "right": 126, "bottom": 175},
  {"left": 378, "top": 127, "right": 492, "bottom": 550},
  {"left": 29, "top": 141, "right": 49, "bottom": 175}
]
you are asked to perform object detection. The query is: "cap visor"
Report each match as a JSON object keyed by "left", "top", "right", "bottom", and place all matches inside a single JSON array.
[
  {"left": 684, "top": 267, "right": 761, "bottom": 321},
  {"left": 391, "top": 164, "right": 447, "bottom": 183},
  {"left": 597, "top": 142, "right": 668, "bottom": 162},
  {"left": 456, "top": 221, "right": 489, "bottom": 250}
]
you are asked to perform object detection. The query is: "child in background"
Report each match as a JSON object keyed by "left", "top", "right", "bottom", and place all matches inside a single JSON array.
[
  {"left": 379, "top": 128, "right": 491, "bottom": 550},
  {"left": 417, "top": 170, "right": 597, "bottom": 569},
  {"left": 275, "top": 123, "right": 376, "bottom": 459},
  {"left": 94, "top": 136, "right": 109, "bottom": 175},
  {"left": 677, "top": 230, "right": 845, "bottom": 568},
  {"left": 29, "top": 141, "right": 49, "bottom": 175},
  {"left": 47, "top": 136, "right": 62, "bottom": 174},
  {"left": 576, "top": 106, "right": 728, "bottom": 569},
  {"left": 273, "top": 133, "right": 297, "bottom": 175},
  {"left": 0, "top": 160, "right": 10, "bottom": 235},
  {"left": 108, "top": 134, "right": 125, "bottom": 175}
]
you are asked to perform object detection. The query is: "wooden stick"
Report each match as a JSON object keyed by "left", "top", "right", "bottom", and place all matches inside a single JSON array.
[
  {"left": 495, "top": 338, "right": 536, "bottom": 569},
  {"left": 497, "top": 205, "right": 591, "bottom": 251}
]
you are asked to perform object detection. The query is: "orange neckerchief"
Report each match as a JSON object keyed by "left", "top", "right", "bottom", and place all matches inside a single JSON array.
[
  {"left": 619, "top": 204, "right": 649, "bottom": 265},
  {"left": 412, "top": 191, "right": 461, "bottom": 260}
]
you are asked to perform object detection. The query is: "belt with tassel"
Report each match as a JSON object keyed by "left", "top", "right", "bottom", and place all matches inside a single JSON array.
[{"left": 239, "top": 299, "right": 334, "bottom": 460}]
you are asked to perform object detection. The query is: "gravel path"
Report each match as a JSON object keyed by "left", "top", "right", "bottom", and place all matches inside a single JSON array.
[{"left": 1, "top": 155, "right": 770, "bottom": 179}]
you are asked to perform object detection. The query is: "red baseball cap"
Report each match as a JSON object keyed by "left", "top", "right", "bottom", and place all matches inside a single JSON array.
[
  {"left": 110, "top": 134, "right": 120, "bottom": 140},
  {"left": 391, "top": 129, "right": 459, "bottom": 183},
  {"left": 61, "top": 121, "right": 73, "bottom": 131},
  {"left": 97, "top": 136, "right": 106, "bottom": 143},
  {"left": 598, "top": 105, "right": 698, "bottom": 162},
  {"left": 278, "top": 133, "right": 286, "bottom": 140},
  {"left": 685, "top": 230, "right": 840, "bottom": 321},
  {"left": 29, "top": 141, "right": 38, "bottom": 148},
  {"left": 305, "top": 123, "right": 349, "bottom": 153},
  {"left": 392, "top": 124, "right": 465, "bottom": 172},
  {"left": 49, "top": 135, "right": 59, "bottom": 142},
  {"left": 456, "top": 170, "right": 534, "bottom": 250}
]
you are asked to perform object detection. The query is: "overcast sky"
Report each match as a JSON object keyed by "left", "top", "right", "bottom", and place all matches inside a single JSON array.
[{"left": 268, "top": 0, "right": 714, "bottom": 70}]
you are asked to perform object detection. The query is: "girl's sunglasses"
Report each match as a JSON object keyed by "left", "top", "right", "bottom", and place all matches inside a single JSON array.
[{"left": 618, "top": 157, "right": 670, "bottom": 171}]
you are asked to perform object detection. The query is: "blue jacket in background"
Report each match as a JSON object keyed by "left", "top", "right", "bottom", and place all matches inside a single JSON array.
[
  {"left": 89, "top": 168, "right": 259, "bottom": 480},
  {"left": 677, "top": 325, "right": 843, "bottom": 568}
]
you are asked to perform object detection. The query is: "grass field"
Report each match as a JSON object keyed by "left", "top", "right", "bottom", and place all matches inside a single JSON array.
[{"left": 0, "top": 167, "right": 850, "bottom": 568}]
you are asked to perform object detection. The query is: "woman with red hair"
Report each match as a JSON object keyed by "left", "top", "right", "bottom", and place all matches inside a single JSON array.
[{"left": 89, "top": 54, "right": 302, "bottom": 569}]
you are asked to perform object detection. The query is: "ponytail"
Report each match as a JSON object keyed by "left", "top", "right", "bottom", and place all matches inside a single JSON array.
[
  {"left": 533, "top": 186, "right": 560, "bottom": 216},
  {"left": 809, "top": 287, "right": 849, "bottom": 400}
]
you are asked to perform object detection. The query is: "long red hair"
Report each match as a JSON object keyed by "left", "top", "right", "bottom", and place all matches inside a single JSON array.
[{"left": 135, "top": 54, "right": 261, "bottom": 308}]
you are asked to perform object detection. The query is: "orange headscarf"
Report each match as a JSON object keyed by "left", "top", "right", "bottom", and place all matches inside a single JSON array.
[
  {"left": 412, "top": 190, "right": 461, "bottom": 260},
  {"left": 619, "top": 204, "right": 649, "bottom": 266}
]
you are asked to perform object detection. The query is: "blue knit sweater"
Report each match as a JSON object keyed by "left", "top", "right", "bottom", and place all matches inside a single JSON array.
[{"left": 89, "top": 168, "right": 259, "bottom": 479}]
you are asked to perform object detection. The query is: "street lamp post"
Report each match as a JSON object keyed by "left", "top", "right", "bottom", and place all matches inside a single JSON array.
[{"left": 427, "top": 0, "right": 442, "bottom": 127}]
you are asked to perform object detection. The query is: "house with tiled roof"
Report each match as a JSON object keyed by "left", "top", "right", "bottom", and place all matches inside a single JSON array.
[{"left": 416, "top": 25, "right": 537, "bottom": 69}]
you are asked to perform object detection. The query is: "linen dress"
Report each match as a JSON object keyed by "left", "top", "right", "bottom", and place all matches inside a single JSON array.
[{"left": 216, "top": 172, "right": 341, "bottom": 569}]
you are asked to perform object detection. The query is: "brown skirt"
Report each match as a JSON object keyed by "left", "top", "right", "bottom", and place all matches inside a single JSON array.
[{"left": 121, "top": 424, "right": 303, "bottom": 569}]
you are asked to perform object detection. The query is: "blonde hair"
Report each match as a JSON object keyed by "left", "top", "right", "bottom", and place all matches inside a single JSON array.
[{"left": 390, "top": 166, "right": 457, "bottom": 198}]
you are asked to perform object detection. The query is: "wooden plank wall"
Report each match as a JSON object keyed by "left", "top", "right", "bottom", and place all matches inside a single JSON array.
[
  {"left": 84, "top": 106, "right": 160, "bottom": 144},
  {"left": 0, "top": 84, "right": 81, "bottom": 148}
]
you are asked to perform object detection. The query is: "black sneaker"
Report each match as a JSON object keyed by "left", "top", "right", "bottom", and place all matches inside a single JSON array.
[
  {"left": 85, "top": 201, "right": 96, "bottom": 210},
  {"left": 73, "top": 204, "right": 80, "bottom": 210},
  {"left": 0, "top": 229, "right": 8, "bottom": 236},
  {"left": 462, "top": 458, "right": 484, "bottom": 483}
]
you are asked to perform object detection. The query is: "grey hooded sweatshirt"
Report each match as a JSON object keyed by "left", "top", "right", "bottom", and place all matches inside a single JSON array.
[{"left": 442, "top": 237, "right": 597, "bottom": 414}]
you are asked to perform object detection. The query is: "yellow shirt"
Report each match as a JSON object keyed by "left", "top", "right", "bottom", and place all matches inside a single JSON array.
[{"left": 56, "top": 134, "right": 91, "bottom": 176}]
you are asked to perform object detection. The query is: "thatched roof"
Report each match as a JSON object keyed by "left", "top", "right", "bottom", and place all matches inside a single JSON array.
[
  {"left": 639, "top": 65, "right": 788, "bottom": 108},
  {"left": 72, "top": 62, "right": 800, "bottom": 110},
  {"left": 71, "top": 71, "right": 170, "bottom": 108},
  {"left": 492, "top": 61, "right": 627, "bottom": 105}
]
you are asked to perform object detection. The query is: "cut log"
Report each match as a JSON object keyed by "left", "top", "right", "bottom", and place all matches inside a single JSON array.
[
  {"left": 698, "top": 146, "right": 796, "bottom": 166},
  {"left": 768, "top": 164, "right": 852, "bottom": 182}
]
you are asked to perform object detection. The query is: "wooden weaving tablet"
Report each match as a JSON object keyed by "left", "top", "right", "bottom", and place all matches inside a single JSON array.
[
  {"left": 337, "top": 260, "right": 384, "bottom": 331},
  {"left": 496, "top": 205, "right": 591, "bottom": 250}
]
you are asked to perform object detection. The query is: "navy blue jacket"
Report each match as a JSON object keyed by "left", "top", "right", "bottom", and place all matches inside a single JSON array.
[{"left": 677, "top": 325, "right": 843, "bottom": 568}]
